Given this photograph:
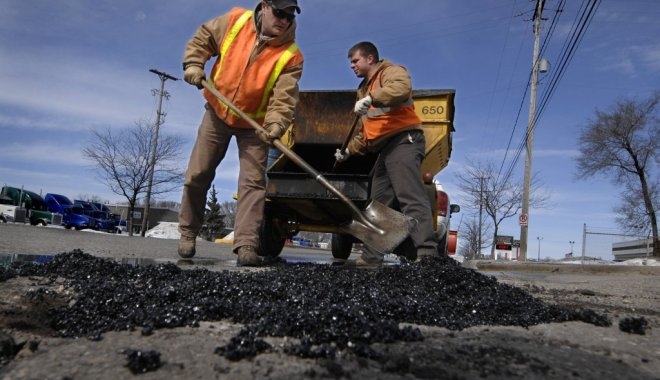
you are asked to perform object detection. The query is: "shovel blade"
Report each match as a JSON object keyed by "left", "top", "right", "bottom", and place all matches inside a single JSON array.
[{"left": 344, "top": 200, "right": 415, "bottom": 253}]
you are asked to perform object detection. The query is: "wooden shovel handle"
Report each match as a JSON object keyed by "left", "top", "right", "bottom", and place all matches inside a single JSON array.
[{"left": 200, "top": 80, "right": 383, "bottom": 233}]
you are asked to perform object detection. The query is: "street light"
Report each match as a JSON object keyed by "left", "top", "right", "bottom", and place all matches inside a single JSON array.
[
  {"left": 569, "top": 240, "right": 575, "bottom": 256},
  {"left": 536, "top": 236, "right": 543, "bottom": 261}
]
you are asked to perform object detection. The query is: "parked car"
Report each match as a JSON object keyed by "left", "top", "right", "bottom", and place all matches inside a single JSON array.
[
  {"left": 433, "top": 183, "right": 460, "bottom": 255},
  {"left": 422, "top": 175, "right": 460, "bottom": 256}
]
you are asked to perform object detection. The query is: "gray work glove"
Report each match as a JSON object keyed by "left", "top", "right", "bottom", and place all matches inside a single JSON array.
[
  {"left": 183, "top": 66, "right": 205, "bottom": 89},
  {"left": 334, "top": 148, "right": 350, "bottom": 163},
  {"left": 257, "top": 123, "right": 285, "bottom": 144},
  {"left": 353, "top": 95, "right": 372, "bottom": 115}
]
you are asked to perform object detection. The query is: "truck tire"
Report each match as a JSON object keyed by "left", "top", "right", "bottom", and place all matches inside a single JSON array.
[
  {"left": 393, "top": 237, "right": 416, "bottom": 260},
  {"left": 259, "top": 215, "right": 286, "bottom": 257},
  {"left": 331, "top": 234, "right": 353, "bottom": 260},
  {"left": 437, "top": 231, "right": 448, "bottom": 256}
]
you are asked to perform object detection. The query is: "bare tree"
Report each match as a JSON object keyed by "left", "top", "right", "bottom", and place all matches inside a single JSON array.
[
  {"left": 458, "top": 217, "right": 493, "bottom": 261},
  {"left": 575, "top": 92, "right": 659, "bottom": 257},
  {"left": 76, "top": 194, "right": 105, "bottom": 203},
  {"left": 82, "top": 120, "right": 184, "bottom": 236},
  {"left": 456, "top": 159, "right": 549, "bottom": 259}
]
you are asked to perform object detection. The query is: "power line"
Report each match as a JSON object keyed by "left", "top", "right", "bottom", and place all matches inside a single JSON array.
[
  {"left": 533, "top": 0, "right": 601, "bottom": 125},
  {"left": 496, "top": 0, "right": 600, "bottom": 191},
  {"left": 496, "top": 0, "right": 567, "bottom": 187}
]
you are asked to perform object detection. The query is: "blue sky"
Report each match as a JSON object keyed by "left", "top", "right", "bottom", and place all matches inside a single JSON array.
[{"left": 1, "top": 0, "right": 658, "bottom": 259}]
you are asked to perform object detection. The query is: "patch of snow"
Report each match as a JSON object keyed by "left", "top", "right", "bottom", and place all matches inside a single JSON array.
[
  {"left": 615, "top": 258, "right": 660, "bottom": 266},
  {"left": 145, "top": 222, "right": 181, "bottom": 240},
  {"left": 558, "top": 258, "right": 659, "bottom": 266},
  {"left": 450, "top": 254, "right": 464, "bottom": 263}
]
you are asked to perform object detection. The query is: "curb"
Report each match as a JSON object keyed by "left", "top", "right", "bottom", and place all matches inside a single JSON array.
[{"left": 464, "top": 260, "right": 660, "bottom": 275}]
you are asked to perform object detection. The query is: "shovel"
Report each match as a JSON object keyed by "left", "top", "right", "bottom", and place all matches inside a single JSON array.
[
  {"left": 331, "top": 115, "right": 360, "bottom": 172},
  {"left": 201, "top": 80, "right": 413, "bottom": 253}
]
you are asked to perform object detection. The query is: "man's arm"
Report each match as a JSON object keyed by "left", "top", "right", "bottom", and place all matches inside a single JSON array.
[
  {"left": 369, "top": 65, "right": 413, "bottom": 107},
  {"left": 182, "top": 13, "right": 232, "bottom": 69}
]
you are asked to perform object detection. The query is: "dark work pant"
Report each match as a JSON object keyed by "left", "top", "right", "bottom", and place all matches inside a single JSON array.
[{"left": 361, "top": 130, "right": 437, "bottom": 261}]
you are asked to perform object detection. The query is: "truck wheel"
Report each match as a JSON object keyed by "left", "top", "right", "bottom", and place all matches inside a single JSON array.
[
  {"left": 437, "top": 232, "right": 448, "bottom": 256},
  {"left": 393, "top": 237, "right": 416, "bottom": 261},
  {"left": 331, "top": 234, "right": 353, "bottom": 260},
  {"left": 259, "top": 216, "right": 285, "bottom": 257}
]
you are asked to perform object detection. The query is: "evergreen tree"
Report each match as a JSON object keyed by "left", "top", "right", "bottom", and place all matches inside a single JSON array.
[{"left": 201, "top": 185, "right": 226, "bottom": 241}]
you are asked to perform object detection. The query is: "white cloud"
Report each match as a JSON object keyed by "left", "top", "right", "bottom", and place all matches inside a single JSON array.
[
  {"left": 0, "top": 142, "right": 87, "bottom": 166},
  {"left": 135, "top": 11, "right": 147, "bottom": 22}
]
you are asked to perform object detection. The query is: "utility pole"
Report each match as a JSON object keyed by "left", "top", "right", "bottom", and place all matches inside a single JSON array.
[
  {"left": 519, "top": 0, "right": 544, "bottom": 261},
  {"left": 141, "top": 69, "right": 178, "bottom": 237},
  {"left": 475, "top": 176, "right": 487, "bottom": 259}
]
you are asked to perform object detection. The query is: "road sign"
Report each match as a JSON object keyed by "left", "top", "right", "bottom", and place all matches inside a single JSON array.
[
  {"left": 495, "top": 235, "right": 513, "bottom": 251},
  {"left": 519, "top": 213, "right": 528, "bottom": 226}
]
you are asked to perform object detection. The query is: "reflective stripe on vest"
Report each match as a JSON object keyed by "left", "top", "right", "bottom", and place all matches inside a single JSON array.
[
  {"left": 218, "top": 10, "right": 253, "bottom": 71},
  {"left": 208, "top": 10, "right": 299, "bottom": 122},
  {"left": 361, "top": 67, "right": 421, "bottom": 141},
  {"left": 365, "top": 98, "right": 415, "bottom": 118}
]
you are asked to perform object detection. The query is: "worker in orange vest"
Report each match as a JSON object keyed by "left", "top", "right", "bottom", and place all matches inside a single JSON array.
[
  {"left": 178, "top": 0, "right": 303, "bottom": 266},
  {"left": 335, "top": 41, "right": 438, "bottom": 266}
]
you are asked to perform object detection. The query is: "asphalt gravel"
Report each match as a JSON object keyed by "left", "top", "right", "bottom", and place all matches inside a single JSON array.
[{"left": 1, "top": 249, "right": 611, "bottom": 362}]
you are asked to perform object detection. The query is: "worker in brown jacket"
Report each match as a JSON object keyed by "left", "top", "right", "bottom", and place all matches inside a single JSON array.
[
  {"left": 335, "top": 41, "right": 437, "bottom": 265},
  {"left": 178, "top": 0, "right": 303, "bottom": 266}
]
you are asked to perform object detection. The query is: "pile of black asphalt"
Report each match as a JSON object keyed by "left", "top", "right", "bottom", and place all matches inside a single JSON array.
[{"left": 1, "top": 250, "right": 610, "bottom": 361}]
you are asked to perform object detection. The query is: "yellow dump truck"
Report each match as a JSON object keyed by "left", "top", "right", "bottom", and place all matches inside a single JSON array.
[{"left": 260, "top": 89, "right": 457, "bottom": 259}]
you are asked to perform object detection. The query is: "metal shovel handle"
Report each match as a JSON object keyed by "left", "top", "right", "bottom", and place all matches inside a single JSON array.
[{"left": 200, "top": 80, "right": 384, "bottom": 234}]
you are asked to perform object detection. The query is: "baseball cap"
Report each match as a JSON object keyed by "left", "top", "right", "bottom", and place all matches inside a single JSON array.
[{"left": 270, "top": 0, "right": 300, "bottom": 14}]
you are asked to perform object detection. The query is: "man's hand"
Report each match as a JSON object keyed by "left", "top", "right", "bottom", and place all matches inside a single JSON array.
[
  {"left": 334, "top": 148, "right": 350, "bottom": 163},
  {"left": 183, "top": 66, "right": 205, "bottom": 89},
  {"left": 257, "top": 123, "right": 285, "bottom": 144},
  {"left": 354, "top": 95, "right": 372, "bottom": 115}
]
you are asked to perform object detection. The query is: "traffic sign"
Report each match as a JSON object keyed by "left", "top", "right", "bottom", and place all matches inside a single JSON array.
[{"left": 519, "top": 213, "right": 528, "bottom": 226}]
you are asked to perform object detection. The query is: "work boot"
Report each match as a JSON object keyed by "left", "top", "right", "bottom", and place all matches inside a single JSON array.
[
  {"left": 178, "top": 235, "right": 196, "bottom": 259},
  {"left": 236, "top": 245, "right": 262, "bottom": 267}
]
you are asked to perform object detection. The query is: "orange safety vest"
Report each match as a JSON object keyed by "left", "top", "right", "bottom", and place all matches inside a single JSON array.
[
  {"left": 203, "top": 8, "right": 302, "bottom": 128},
  {"left": 361, "top": 66, "right": 421, "bottom": 141}
]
